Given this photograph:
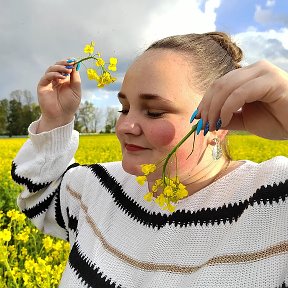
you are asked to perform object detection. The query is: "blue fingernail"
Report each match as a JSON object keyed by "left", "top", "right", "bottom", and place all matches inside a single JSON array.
[
  {"left": 65, "top": 65, "right": 73, "bottom": 69},
  {"left": 190, "top": 108, "right": 198, "bottom": 123},
  {"left": 67, "top": 58, "right": 76, "bottom": 63},
  {"left": 216, "top": 118, "right": 222, "bottom": 131},
  {"left": 62, "top": 73, "right": 69, "bottom": 76},
  {"left": 204, "top": 121, "right": 209, "bottom": 136},
  {"left": 76, "top": 62, "right": 81, "bottom": 71},
  {"left": 196, "top": 118, "right": 203, "bottom": 135}
]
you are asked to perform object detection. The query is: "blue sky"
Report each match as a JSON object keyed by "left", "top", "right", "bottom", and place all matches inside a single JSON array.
[{"left": 0, "top": 0, "right": 287, "bottom": 110}]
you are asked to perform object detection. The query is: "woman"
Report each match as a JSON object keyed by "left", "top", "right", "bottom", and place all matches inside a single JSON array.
[{"left": 12, "top": 32, "right": 288, "bottom": 287}]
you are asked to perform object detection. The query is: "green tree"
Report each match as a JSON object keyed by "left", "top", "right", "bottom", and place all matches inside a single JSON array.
[
  {"left": 7, "top": 99, "right": 23, "bottom": 136},
  {"left": 0, "top": 99, "right": 9, "bottom": 135}
]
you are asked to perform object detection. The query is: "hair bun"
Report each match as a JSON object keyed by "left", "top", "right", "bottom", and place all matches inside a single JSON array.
[{"left": 206, "top": 32, "right": 243, "bottom": 65}]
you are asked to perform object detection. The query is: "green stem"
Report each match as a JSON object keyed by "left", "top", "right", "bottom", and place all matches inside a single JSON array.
[
  {"left": 4, "top": 259, "right": 19, "bottom": 288},
  {"left": 74, "top": 55, "right": 100, "bottom": 65},
  {"left": 162, "top": 123, "right": 198, "bottom": 184}
]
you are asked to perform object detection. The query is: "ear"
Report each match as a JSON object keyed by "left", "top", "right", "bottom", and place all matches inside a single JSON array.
[{"left": 206, "top": 129, "right": 228, "bottom": 145}]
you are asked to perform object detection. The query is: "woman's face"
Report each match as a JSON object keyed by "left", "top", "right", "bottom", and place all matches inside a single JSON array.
[{"left": 116, "top": 49, "right": 207, "bottom": 180}]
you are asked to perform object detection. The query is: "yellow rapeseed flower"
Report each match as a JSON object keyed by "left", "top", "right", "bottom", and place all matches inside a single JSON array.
[
  {"left": 84, "top": 42, "right": 95, "bottom": 54},
  {"left": 141, "top": 164, "right": 156, "bottom": 175},
  {"left": 143, "top": 192, "right": 153, "bottom": 202},
  {"left": 108, "top": 57, "right": 118, "bottom": 71},
  {"left": 95, "top": 58, "right": 105, "bottom": 67},
  {"left": 43, "top": 236, "right": 53, "bottom": 251},
  {"left": 86, "top": 69, "right": 99, "bottom": 81},
  {"left": 136, "top": 175, "right": 147, "bottom": 185},
  {"left": 0, "top": 229, "right": 11, "bottom": 242}
]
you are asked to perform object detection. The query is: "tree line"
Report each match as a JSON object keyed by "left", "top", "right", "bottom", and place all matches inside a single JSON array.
[{"left": 0, "top": 90, "right": 119, "bottom": 136}]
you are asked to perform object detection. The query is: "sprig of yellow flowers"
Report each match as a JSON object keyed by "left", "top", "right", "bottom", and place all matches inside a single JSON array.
[
  {"left": 75, "top": 41, "right": 117, "bottom": 88},
  {"left": 136, "top": 123, "right": 198, "bottom": 213}
]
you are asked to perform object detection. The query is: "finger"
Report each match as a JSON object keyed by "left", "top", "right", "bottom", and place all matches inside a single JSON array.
[
  {"left": 219, "top": 75, "right": 271, "bottom": 127},
  {"left": 199, "top": 65, "right": 261, "bottom": 131},
  {"left": 70, "top": 66, "right": 81, "bottom": 91},
  {"left": 38, "top": 72, "right": 66, "bottom": 87}
]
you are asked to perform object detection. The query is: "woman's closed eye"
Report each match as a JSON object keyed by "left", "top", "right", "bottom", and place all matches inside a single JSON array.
[
  {"left": 147, "top": 111, "right": 166, "bottom": 118},
  {"left": 118, "top": 107, "right": 166, "bottom": 118}
]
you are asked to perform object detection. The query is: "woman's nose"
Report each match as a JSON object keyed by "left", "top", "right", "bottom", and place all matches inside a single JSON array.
[{"left": 116, "top": 113, "right": 142, "bottom": 135}]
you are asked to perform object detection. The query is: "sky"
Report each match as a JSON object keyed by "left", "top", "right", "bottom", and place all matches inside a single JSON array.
[{"left": 1, "top": 0, "right": 288, "bottom": 110}]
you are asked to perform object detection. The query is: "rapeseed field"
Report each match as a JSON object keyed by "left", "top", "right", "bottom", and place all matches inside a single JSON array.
[{"left": 0, "top": 134, "right": 287, "bottom": 287}]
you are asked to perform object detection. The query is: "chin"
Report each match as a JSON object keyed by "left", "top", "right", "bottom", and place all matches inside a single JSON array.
[{"left": 121, "top": 160, "right": 142, "bottom": 176}]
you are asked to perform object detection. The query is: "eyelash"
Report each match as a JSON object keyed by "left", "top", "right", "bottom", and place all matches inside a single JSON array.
[{"left": 118, "top": 110, "right": 165, "bottom": 118}]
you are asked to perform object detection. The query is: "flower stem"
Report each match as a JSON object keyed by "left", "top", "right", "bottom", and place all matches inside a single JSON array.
[
  {"left": 74, "top": 55, "right": 98, "bottom": 65},
  {"left": 162, "top": 123, "right": 198, "bottom": 184}
]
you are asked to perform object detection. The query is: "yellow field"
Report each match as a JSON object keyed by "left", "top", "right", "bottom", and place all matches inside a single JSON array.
[{"left": 0, "top": 133, "right": 287, "bottom": 286}]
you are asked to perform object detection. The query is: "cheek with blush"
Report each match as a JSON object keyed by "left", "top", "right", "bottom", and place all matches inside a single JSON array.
[{"left": 147, "top": 120, "right": 176, "bottom": 147}]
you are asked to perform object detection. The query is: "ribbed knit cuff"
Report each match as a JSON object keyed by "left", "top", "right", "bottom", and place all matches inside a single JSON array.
[{"left": 28, "top": 117, "right": 78, "bottom": 155}]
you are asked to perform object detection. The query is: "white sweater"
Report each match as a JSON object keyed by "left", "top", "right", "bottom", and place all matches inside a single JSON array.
[{"left": 12, "top": 120, "right": 288, "bottom": 288}]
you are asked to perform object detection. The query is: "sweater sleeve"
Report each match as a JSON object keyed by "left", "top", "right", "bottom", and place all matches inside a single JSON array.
[{"left": 11, "top": 118, "right": 79, "bottom": 240}]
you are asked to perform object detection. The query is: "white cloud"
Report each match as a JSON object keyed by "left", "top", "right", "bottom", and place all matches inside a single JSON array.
[
  {"left": 266, "top": 0, "right": 276, "bottom": 7},
  {"left": 234, "top": 28, "right": 288, "bottom": 70},
  {"left": 254, "top": 4, "right": 288, "bottom": 25},
  {"left": 142, "top": 0, "right": 221, "bottom": 47}
]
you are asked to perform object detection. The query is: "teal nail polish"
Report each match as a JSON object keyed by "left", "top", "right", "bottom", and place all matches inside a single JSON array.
[
  {"left": 76, "top": 62, "right": 81, "bottom": 71},
  {"left": 190, "top": 108, "right": 198, "bottom": 123},
  {"left": 67, "top": 58, "right": 76, "bottom": 63},
  {"left": 196, "top": 118, "right": 203, "bottom": 135}
]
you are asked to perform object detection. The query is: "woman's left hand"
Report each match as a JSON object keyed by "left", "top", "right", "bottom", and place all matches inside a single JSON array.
[{"left": 196, "top": 60, "right": 288, "bottom": 140}]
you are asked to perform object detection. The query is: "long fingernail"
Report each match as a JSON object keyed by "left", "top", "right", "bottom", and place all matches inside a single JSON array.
[
  {"left": 76, "top": 63, "right": 81, "bottom": 71},
  {"left": 203, "top": 121, "right": 209, "bottom": 136},
  {"left": 62, "top": 73, "right": 69, "bottom": 76},
  {"left": 190, "top": 108, "right": 198, "bottom": 123},
  {"left": 67, "top": 58, "right": 76, "bottom": 63},
  {"left": 196, "top": 118, "right": 203, "bottom": 135},
  {"left": 65, "top": 65, "right": 73, "bottom": 69},
  {"left": 216, "top": 118, "right": 222, "bottom": 131}
]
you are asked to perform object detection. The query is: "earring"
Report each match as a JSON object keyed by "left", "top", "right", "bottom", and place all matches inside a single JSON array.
[{"left": 212, "top": 138, "right": 222, "bottom": 160}]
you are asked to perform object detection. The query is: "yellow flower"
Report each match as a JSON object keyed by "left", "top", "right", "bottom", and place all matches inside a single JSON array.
[
  {"left": 86, "top": 69, "right": 99, "bottom": 81},
  {"left": 176, "top": 187, "right": 188, "bottom": 199},
  {"left": 166, "top": 202, "right": 176, "bottom": 213},
  {"left": 97, "top": 71, "right": 116, "bottom": 88},
  {"left": 155, "top": 194, "right": 166, "bottom": 207},
  {"left": 141, "top": 164, "right": 156, "bottom": 175},
  {"left": 108, "top": 57, "right": 118, "bottom": 71},
  {"left": 84, "top": 42, "right": 95, "bottom": 54},
  {"left": 95, "top": 58, "right": 105, "bottom": 67},
  {"left": 136, "top": 175, "right": 147, "bottom": 185},
  {"left": 0, "top": 229, "right": 11, "bottom": 242},
  {"left": 143, "top": 192, "right": 153, "bottom": 202},
  {"left": 42, "top": 236, "right": 53, "bottom": 251},
  {"left": 163, "top": 186, "right": 173, "bottom": 197}
]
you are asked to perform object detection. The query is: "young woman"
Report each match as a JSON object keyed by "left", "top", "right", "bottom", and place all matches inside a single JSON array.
[{"left": 12, "top": 32, "right": 288, "bottom": 287}]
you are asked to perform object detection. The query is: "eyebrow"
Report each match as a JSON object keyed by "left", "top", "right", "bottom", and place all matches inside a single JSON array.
[{"left": 117, "top": 92, "right": 173, "bottom": 104}]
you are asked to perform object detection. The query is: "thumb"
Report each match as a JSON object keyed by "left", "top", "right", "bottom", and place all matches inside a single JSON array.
[{"left": 70, "top": 64, "right": 81, "bottom": 91}]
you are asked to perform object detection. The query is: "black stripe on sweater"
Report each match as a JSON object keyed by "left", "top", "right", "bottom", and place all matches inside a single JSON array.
[
  {"left": 66, "top": 207, "right": 79, "bottom": 234},
  {"left": 88, "top": 164, "right": 288, "bottom": 229},
  {"left": 278, "top": 282, "right": 288, "bottom": 288},
  {"left": 69, "top": 241, "right": 122, "bottom": 288},
  {"left": 22, "top": 190, "right": 55, "bottom": 218},
  {"left": 11, "top": 161, "right": 51, "bottom": 193},
  {"left": 21, "top": 163, "right": 80, "bottom": 222}
]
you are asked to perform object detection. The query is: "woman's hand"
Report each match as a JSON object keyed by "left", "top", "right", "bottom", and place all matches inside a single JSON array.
[
  {"left": 37, "top": 59, "right": 81, "bottom": 132},
  {"left": 196, "top": 60, "right": 288, "bottom": 140}
]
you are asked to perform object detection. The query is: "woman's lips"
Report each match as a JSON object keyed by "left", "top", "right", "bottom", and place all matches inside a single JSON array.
[{"left": 125, "top": 144, "right": 147, "bottom": 152}]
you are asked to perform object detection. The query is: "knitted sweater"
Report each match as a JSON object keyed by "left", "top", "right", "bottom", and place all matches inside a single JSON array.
[{"left": 11, "top": 120, "right": 288, "bottom": 288}]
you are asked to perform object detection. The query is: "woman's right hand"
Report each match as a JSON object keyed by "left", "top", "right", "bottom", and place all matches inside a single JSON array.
[{"left": 36, "top": 59, "right": 81, "bottom": 132}]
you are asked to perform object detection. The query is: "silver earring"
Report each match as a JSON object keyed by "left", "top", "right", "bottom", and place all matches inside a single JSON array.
[{"left": 212, "top": 138, "right": 222, "bottom": 160}]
